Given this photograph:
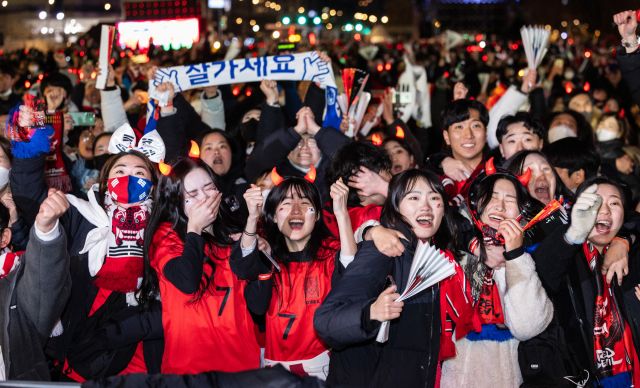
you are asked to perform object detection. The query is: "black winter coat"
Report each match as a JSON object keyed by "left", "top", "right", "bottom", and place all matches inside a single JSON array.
[
  {"left": 10, "top": 155, "right": 163, "bottom": 380},
  {"left": 314, "top": 241, "right": 440, "bottom": 388},
  {"left": 532, "top": 228, "right": 640, "bottom": 386}
]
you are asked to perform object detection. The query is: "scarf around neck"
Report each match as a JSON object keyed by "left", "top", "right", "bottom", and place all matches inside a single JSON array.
[
  {"left": 66, "top": 185, "right": 152, "bottom": 293},
  {"left": 582, "top": 242, "right": 635, "bottom": 384}
]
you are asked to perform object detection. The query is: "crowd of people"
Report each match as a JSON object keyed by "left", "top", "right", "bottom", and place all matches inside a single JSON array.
[{"left": 0, "top": 6, "right": 640, "bottom": 388}]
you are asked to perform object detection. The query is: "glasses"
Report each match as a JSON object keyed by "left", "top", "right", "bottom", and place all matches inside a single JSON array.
[
  {"left": 80, "top": 133, "right": 95, "bottom": 143},
  {"left": 296, "top": 137, "right": 317, "bottom": 148}
]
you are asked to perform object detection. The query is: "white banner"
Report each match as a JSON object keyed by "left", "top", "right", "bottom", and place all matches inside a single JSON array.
[
  {"left": 96, "top": 25, "right": 115, "bottom": 90},
  {"left": 149, "top": 51, "right": 337, "bottom": 106}
]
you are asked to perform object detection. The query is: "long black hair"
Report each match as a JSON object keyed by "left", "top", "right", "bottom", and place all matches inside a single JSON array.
[
  {"left": 380, "top": 169, "right": 458, "bottom": 254},
  {"left": 469, "top": 173, "right": 538, "bottom": 223},
  {"left": 262, "top": 177, "right": 330, "bottom": 263},
  {"left": 466, "top": 171, "right": 539, "bottom": 298},
  {"left": 139, "top": 158, "right": 234, "bottom": 305}
]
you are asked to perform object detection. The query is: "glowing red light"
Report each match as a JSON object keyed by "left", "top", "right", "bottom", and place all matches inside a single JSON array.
[
  {"left": 583, "top": 82, "right": 590, "bottom": 92},
  {"left": 444, "top": 71, "right": 450, "bottom": 78},
  {"left": 377, "top": 64, "right": 384, "bottom": 72},
  {"left": 232, "top": 86, "right": 240, "bottom": 96},
  {"left": 482, "top": 55, "right": 488, "bottom": 62},
  {"left": 565, "top": 83, "right": 573, "bottom": 94},
  {"left": 385, "top": 63, "right": 391, "bottom": 71},
  {"left": 245, "top": 88, "right": 252, "bottom": 97},
  {"left": 24, "top": 81, "right": 31, "bottom": 89},
  {"left": 475, "top": 34, "right": 483, "bottom": 42},
  {"left": 510, "top": 43, "right": 519, "bottom": 50}
]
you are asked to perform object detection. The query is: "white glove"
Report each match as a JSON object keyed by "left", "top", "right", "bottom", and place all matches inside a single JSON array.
[{"left": 565, "top": 184, "right": 602, "bottom": 244}]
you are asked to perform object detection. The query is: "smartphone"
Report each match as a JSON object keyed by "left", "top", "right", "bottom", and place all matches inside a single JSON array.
[{"left": 70, "top": 112, "right": 96, "bottom": 127}]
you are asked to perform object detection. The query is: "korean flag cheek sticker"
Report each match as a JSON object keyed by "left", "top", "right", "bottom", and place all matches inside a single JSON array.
[{"left": 307, "top": 207, "right": 315, "bottom": 214}]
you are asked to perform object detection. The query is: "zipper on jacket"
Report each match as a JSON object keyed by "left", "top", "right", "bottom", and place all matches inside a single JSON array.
[
  {"left": 425, "top": 286, "right": 436, "bottom": 388},
  {"left": 566, "top": 277, "right": 599, "bottom": 385}
]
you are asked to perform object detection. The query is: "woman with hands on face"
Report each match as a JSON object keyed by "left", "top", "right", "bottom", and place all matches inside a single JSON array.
[{"left": 141, "top": 158, "right": 262, "bottom": 374}]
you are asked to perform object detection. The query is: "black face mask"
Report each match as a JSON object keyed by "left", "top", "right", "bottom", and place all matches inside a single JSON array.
[
  {"left": 93, "top": 154, "right": 111, "bottom": 172},
  {"left": 238, "top": 118, "right": 259, "bottom": 144}
]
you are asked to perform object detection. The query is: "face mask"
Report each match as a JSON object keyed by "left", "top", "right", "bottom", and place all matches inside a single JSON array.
[
  {"left": 93, "top": 154, "right": 111, "bottom": 172},
  {"left": 261, "top": 188, "right": 271, "bottom": 206},
  {"left": 596, "top": 128, "right": 620, "bottom": 142},
  {"left": 245, "top": 143, "right": 255, "bottom": 156},
  {"left": 547, "top": 124, "right": 577, "bottom": 143},
  {"left": 107, "top": 175, "right": 153, "bottom": 204},
  {"left": 239, "top": 118, "right": 258, "bottom": 144},
  {"left": 0, "top": 167, "right": 9, "bottom": 190}
]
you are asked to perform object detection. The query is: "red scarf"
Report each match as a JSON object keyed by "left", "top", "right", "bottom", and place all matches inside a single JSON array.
[
  {"left": 438, "top": 251, "right": 475, "bottom": 360},
  {"left": 582, "top": 243, "right": 635, "bottom": 380},
  {"left": 441, "top": 159, "right": 484, "bottom": 206},
  {"left": 0, "top": 251, "right": 21, "bottom": 279},
  {"left": 44, "top": 111, "right": 72, "bottom": 193},
  {"left": 475, "top": 269, "right": 505, "bottom": 326}
]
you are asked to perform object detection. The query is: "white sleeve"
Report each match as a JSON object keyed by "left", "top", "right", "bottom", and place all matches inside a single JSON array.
[
  {"left": 339, "top": 253, "right": 355, "bottom": 268},
  {"left": 241, "top": 239, "right": 257, "bottom": 257},
  {"left": 100, "top": 87, "right": 129, "bottom": 133},
  {"left": 34, "top": 220, "right": 61, "bottom": 242},
  {"left": 200, "top": 91, "right": 226, "bottom": 130},
  {"left": 496, "top": 252, "right": 554, "bottom": 341},
  {"left": 354, "top": 220, "right": 380, "bottom": 244}
]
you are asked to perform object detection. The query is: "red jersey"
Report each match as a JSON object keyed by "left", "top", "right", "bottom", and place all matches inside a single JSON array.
[
  {"left": 265, "top": 239, "right": 339, "bottom": 362},
  {"left": 150, "top": 223, "right": 260, "bottom": 374}
]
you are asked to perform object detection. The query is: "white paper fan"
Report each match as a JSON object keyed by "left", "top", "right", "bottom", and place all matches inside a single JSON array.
[
  {"left": 376, "top": 242, "right": 456, "bottom": 343},
  {"left": 520, "top": 25, "right": 550, "bottom": 70}
]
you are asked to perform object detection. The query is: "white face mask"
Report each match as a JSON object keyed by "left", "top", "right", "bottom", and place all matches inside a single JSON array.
[
  {"left": 261, "top": 188, "right": 271, "bottom": 206},
  {"left": 596, "top": 128, "right": 620, "bottom": 142},
  {"left": 547, "top": 124, "right": 577, "bottom": 143},
  {"left": 0, "top": 167, "right": 10, "bottom": 190}
]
